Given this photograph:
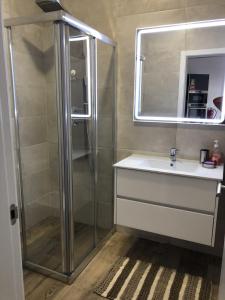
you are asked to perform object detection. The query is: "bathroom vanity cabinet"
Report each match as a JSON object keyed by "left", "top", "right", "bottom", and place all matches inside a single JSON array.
[{"left": 114, "top": 155, "right": 224, "bottom": 246}]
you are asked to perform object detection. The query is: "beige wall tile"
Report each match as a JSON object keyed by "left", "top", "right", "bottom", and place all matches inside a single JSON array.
[
  {"left": 110, "top": 0, "right": 150, "bottom": 18},
  {"left": 19, "top": 116, "right": 47, "bottom": 147},
  {"left": 117, "top": 84, "right": 134, "bottom": 120},
  {"left": 98, "top": 87, "right": 114, "bottom": 117},
  {"left": 118, "top": 52, "right": 135, "bottom": 87},
  {"left": 149, "top": 0, "right": 185, "bottom": 12},
  {"left": 7, "top": 0, "right": 225, "bottom": 170},
  {"left": 185, "top": 4, "right": 225, "bottom": 21},
  {"left": 98, "top": 148, "right": 114, "bottom": 178},
  {"left": 73, "top": 158, "right": 92, "bottom": 188},
  {"left": 96, "top": 174, "right": 113, "bottom": 204},
  {"left": 98, "top": 116, "right": 114, "bottom": 148},
  {"left": 111, "top": 0, "right": 185, "bottom": 18},
  {"left": 46, "top": 85, "right": 57, "bottom": 117},
  {"left": 49, "top": 165, "right": 60, "bottom": 192},
  {"left": 48, "top": 142, "right": 59, "bottom": 170},
  {"left": 185, "top": 0, "right": 225, "bottom": 9},
  {"left": 116, "top": 9, "right": 186, "bottom": 158},
  {"left": 73, "top": 184, "right": 93, "bottom": 223},
  {"left": 143, "top": 50, "right": 181, "bottom": 75},
  {"left": 44, "top": 50, "right": 57, "bottom": 84},
  {"left": 14, "top": 51, "right": 45, "bottom": 88},
  {"left": 117, "top": 117, "right": 177, "bottom": 153},
  {"left": 116, "top": 149, "right": 133, "bottom": 162},
  {"left": 2, "top": 0, "right": 10, "bottom": 18},
  {"left": 49, "top": 191, "right": 61, "bottom": 212},
  {"left": 17, "top": 85, "right": 46, "bottom": 117},
  {"left": 23, "top": 169, "right": 51, "bottom": 204},
  {"left": 25, "top": 200, "right": 53, "bottom": 229},
  {"left": 41, "top": 23, "right": 54, "bottom": 52},
  {"left": 12, "top": 24, "right": 44, "bottom": 54},
  {"left": 142, "top": 72, "right": 179, "bottom": 116},
  {"left": 186, "top": 27, "right": 225, "bottom": 50},
  {"left": 176, "top": 126, "right": 225, "bottom": 160},
  {"left": 2, "top": 0, "right": 61, "bottom": 227},
  {"left": 116, "top": 8, "right": 186, "bottom": 35},
  {"left": 98, "top": 58, "right": 115, "bottom": 90},
  {"left": 47, "top": 113, "right": 59, "bottom": 144},
  {"left": 8, "top": 0, "right": 41, "bottom": 17},
  {"left": 97, "top": 202, "right": 113, "bottom": 229},
  {"left": 20, "top": 142, "right": 49, "bottom": 177},
  {"left": 62, "top": 0, "right": 114, "bottom": 38},
  {"left": 114, "top": 1, "right": 225, "bottom": 166}
]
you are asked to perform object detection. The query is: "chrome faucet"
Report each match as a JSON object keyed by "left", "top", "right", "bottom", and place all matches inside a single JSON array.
[{"left": 170, "top": 148, "right": 178, "bottom": 162}]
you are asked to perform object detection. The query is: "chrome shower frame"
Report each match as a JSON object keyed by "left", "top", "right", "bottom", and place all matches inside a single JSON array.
[{"left": 5, "top": 11, "right": 116, "bottom": 283}]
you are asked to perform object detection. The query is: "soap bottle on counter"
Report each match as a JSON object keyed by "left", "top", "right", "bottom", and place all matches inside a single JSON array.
[{"left": 211, "top": 140, "right": 222, "bottom": 166}]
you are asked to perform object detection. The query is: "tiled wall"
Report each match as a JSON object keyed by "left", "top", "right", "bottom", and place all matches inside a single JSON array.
[
  {"left": 2, "top": 2, "right": 61, "bottom": 229},
  {"left": 141, "top": 30, "right": 183, "bottom": 117},
  {"left": 140, "top": 26, "right": 225, "bottom": 117},
  {"left": 11, "top": 23, "right": 60, "bottom": 229},
  {"left": 61, "top": 0, "right": 114, "bottom": 39},
  {"left": 43, "top": 23, "right": 61, "bottom": 219},
  {"left": 105, "top": 0, "right": 225, "bottom": 161},
  {"left": 96, "top": 42, "right": 115, "bottom": 234},
  {"left": 3, "top": 0, "right": 225, "bottom": 253},
  {"left": 106, "top": 0, "right": 225, "bottom": 255},
  {"left": 2, "top": 0, "right": 114, "bottom": 231},
  {"left": 3, "top": 0, "right": 41, "bottom": 18}
]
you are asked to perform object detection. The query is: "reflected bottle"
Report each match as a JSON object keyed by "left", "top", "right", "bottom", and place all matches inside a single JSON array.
[{"left": 211, "top": 140, "right": 222, "bottom": 166}]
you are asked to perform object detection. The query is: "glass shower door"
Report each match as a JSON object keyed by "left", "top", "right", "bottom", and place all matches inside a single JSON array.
[
  {"left": 96, "top": 40, "right": 115, "bottom": 242},
  {"left": 69, "top": 27, "right": 95, "bottom": 268},
  {"left": 9, "top": 22, "right": 63, "bottom": 273},
  {"left": 7, "top": 13, "right": 115, "bottom": 281}
]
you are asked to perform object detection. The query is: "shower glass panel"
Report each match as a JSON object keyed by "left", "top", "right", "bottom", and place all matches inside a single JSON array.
[
  {"left": 96, "top": 40, "right": 115, "bottom": 242},
  {"left": 9, "top": 23, "right": 62, "bottom": 272},
  {"left": 5, "top": 11, "right": 116, "bottom": 282},
  {"left": 69, "top": 27, "right": 95, "bottom": 267}
]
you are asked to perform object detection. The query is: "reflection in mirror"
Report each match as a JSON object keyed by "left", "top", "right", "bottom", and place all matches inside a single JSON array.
[
  {"left": 134, "top": 20, "right": 225, "bottom": 124},
  {"left": 178, "top": 51, "right": 225, "bottom": 120}
]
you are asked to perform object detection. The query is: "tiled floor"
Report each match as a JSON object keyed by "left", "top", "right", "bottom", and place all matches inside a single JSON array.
[
  {"left": 24, "top": 232, "right": 135, "bottom": 300},
  {"left": 23, "top": 232, "right": 221, "bottom": 300},
  {"left": 25, "top": 217, "right": 109, "bottom": 272}
]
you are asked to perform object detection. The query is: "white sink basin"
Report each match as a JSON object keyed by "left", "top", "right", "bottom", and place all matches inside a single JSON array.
[
  {"left": 113, "top": 154, "right": 224, "bottom": 181},
  {"left": 139, "top": 157, "right": 198, "bottom": 172}
]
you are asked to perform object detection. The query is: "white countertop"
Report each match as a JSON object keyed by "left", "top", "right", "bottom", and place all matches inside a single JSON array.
[{"left": 114, "top": 154, "right": 224, "bottom": 181}]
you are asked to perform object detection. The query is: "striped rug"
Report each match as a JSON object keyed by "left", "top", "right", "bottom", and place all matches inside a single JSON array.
[{"left": 94, "top": 239, "right": 217, "bottom": 300}]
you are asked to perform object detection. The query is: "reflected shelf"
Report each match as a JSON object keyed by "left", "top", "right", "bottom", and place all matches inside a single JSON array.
[{"left": 72, "top": 150, "right": 90, "bottom": 160}]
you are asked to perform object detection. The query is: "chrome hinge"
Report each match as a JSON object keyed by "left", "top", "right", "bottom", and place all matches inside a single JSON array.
[
  {"left": 217, "top": 182, "right": 225, "bottom": 196},
  {"left": 10, "top": 204, "right": 18, "bottom": 225}
]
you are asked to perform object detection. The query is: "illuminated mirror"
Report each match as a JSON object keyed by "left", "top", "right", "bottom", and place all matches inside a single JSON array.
[{"left": 134, "top": 19, "right": 225, "bottom": 124}]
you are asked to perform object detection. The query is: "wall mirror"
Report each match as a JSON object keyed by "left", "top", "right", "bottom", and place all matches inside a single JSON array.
[{"left": 134, "top": 19, "right": 225, "bottom": 124}]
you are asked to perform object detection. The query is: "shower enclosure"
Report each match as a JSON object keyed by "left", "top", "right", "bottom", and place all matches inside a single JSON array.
[{"left": 5, "top": 11, "right": 116, "bottom": 282}]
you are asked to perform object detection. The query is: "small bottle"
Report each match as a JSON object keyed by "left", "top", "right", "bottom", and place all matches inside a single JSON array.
[
  {"left": 189, "top": 79, "right": 196, "bottom": 91},
  {"left": 211, "top": 140, "right": 222, "bottom": 166}
]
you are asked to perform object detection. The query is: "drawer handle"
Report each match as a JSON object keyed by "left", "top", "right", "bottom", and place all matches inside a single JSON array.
[{"left": 217, "top": 182, "right": 225, "bottom": 196}]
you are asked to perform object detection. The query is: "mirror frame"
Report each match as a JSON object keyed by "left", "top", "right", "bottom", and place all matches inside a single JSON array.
[{"left": 134, "top": 18, "right": 225, "bottom": 125}]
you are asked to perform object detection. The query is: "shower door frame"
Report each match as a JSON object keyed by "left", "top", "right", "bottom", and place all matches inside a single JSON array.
[
  {"left": 55, "top": 20, "right": 117, "bottom": 281},
  {"left": 5, "top": 11, "right": 116, "bottom": 283},
  {"left": 55, "top": 22, "right": 97, "bottom": 276}
]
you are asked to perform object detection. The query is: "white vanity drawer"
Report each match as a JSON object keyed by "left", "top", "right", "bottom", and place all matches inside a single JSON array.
[
  {"left": 116, "top": 198, "right": 214, "bottom": 246},
  {"left": 116, "top": 169, "right": 217, "bottom": 213}
]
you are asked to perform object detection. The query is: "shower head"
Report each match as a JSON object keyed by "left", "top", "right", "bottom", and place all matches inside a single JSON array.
[{"left": 35, "top": 0, "right": 65, "bottom": 12}]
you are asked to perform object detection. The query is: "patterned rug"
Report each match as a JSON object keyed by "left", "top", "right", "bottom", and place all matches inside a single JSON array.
[{"left": 94, "top": 239, "right": 218, "bottom": 300}]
